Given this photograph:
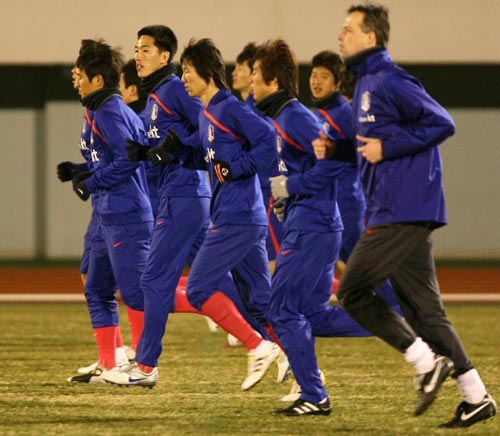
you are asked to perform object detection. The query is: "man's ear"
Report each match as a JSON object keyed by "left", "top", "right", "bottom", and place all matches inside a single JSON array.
[
  {"left": 130, "top": 84, "right": 140, "bottom": 99},
  {"left": 92, "top": 74, "right": 105, "bottom": 89},
  {"left": 160, "top": 50, "right": 171, "bottom": 66}
]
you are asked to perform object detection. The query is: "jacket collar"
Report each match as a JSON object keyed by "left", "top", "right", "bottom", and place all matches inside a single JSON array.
[
  {"left": 346, "top": 47, "right": 391, "bottom": 75},
  {"left": 311, "top": 90, "right": 345, "bottom": 109}
]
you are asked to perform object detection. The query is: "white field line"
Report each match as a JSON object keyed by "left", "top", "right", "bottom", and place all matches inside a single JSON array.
[{"left": 0, "top": 293, "right": 499, "bottom": 303}]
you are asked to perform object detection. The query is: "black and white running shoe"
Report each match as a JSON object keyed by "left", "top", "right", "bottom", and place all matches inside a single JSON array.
[
  {"left": 440, "top": 394, "right": 497, "bottom": 428},
  {"left": 274, "top": 397, "right": 331, "bottom": 416},
  {"left": 414, "top": 355, "right": 453, "bottom": 416}
]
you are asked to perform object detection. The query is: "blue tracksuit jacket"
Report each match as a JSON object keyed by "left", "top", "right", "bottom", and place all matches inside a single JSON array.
[
  {"left": 312, "top": 93, "right": 365, "bottom": 261},
  {"left": 349, "top": 49, "right": 455, "bottom": 227},
  {"left": 182, "top": 89, "right": 278, "bottom": 226},
  {"left": 143, "top": 74, "right": 211, "bottom": 198},
  {"left": 84, "top": 95, "right": 153, "bottom": 225},
  {"left": 275, "top": 99, "right": 345, "bottom": 233}
]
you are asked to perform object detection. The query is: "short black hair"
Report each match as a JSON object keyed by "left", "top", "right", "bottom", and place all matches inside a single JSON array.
[
  {"left": 121, "top": 59, "right": 147, "bottom": 99},
  {"left": 180, "top": 38, "right": 228, "bottom": 90},
  {"left": 310, "top": 50, "right": 345, "bottom": 85},
  {"left": 348, "top": 3, "right": 390, "bottom": 48},
  {"left": 76, "top": 39, "right": 124, "bottom": 88},
  {"left": 137, "top": 25, "right": 178, "bottom": 61},
  {"left": 236, "top": 42, "right": 258, "bottom": 67}
]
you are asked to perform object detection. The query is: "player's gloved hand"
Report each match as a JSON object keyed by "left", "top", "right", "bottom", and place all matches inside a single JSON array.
[
  {"left": 57, "top": 161, "right": 79, "bottom": 182},
  {"left": 146, "top": 129, "right": 183, "bottom": 166},
  {"left": 213, "top": 160, "right": 233, "bottom": 183},
  {"left": 125, "top": 139, "right": 149, "bottom": 162},
  {"left": 72, "top": 171, "right": 92, "bottom": 201},
  {"left": 270, "top": 175, "right": 289, "bottom": 199},
  {"left": 272, "top": 197, "right": 286, "bottom": 223}
]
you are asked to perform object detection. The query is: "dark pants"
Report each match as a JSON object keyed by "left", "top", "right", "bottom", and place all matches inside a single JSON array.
[{"left": 337, "top": 223, "right": 473, "bottom": 376}]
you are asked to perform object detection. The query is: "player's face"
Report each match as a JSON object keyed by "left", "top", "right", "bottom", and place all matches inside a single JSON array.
[
  {"left": 77, "top": 69, "right": 102, "bottom": 98},
  {"left": 181, "top": 61, "right": 207, "bottom": 99},
  {"left": 71, "top": 66, "right": 80, "bottom": 90},
  {"left": 339, "top": 11, "right": 374, "bottom": 59},
  {"left": 232, "top": 61, "right": 252, "bottom": 92},
  {"left": 310, "top": 66, "right": 338, "bottom": 100},
  {"left": 135, "top": 35, "right": 169, "bottom": 78},
  {"left": 250, "top": 60, "right": 277, "bottom": 102}
]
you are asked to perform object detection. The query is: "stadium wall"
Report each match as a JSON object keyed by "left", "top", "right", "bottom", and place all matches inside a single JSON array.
[{"left": 1, "top": 0, "right": 499, "bottom": 261}]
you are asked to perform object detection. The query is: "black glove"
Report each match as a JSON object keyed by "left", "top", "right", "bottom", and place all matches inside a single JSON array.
[
  {"left": 213, "top": 160, "right": 233, "bottom": 183},
  {"left": 125, "top": 139, "right": 149, "bottom": 162},
  {"left": 57, "top": 161, "right": 79, "bottom": 182},
  {"left": 146, "top": 129, "right": 183, "bottom": 166},
  {"left": 72, "top": 171, "right": 92, "bottom": 201}
]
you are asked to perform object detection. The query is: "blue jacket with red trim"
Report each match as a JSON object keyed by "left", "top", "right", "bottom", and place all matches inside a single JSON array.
[
  {"left": 83, "top": 94, "right": 153, "bottom": 225},
  {"left": 312, "top": 93, "right": 366, "bottom": 216},
  {"left": 143, "top": 74, "right": 210, "bottom": 198},
  {"left": 273, "top": 98, "right": 345, "bottom": 233},
  {"left": 349, "top": 49, "right": 455, "bottom": 227},
  {"left": 180, "top": 89, "right": 277, "bottom": 226}
]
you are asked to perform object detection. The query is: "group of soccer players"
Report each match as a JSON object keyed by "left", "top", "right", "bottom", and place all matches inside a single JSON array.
[{"left": 56, "top": 2, "right": 496, "bottom": 427}]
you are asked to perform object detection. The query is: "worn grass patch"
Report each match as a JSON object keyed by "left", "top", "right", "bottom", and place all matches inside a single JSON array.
[{"left": 0, "top": 303, "right": 498, "bottom": 435}]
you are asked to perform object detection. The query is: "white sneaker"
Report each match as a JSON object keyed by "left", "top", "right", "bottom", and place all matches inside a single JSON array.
[
  {"left": 227, "top": 333, "right": 244, "bottom": 347},
  {"left": 123, "top": 345, "right": 136, "bottom": 362},
  {"left": 77, "top": 356, "right": 130, "bottom": 375},
  {"left": 205, "top": 316, "right": 219, "bottom": 333},
  {"left": 280, "top": 370, "right": 326, "bottom": 402},
  {"left": 241, "top": 341, "right": 280, "bottom": 391},
  {"left": 102, "top": 364, "right": 158, "bottom": 388},
  {"left": 276, "top": 352, "right": 291, "bottom": 383}
]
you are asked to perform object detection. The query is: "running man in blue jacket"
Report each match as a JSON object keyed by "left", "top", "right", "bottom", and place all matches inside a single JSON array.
[
  {"left": 309, "top": 50, "right": 400, "bottom": 310},
  {"left": 250, "top": 39, "right": 373, "bottom": 416},
  {"left": 102, "top": 28, "right": 278, "bottom": 391},
  {"left": 59, "top": 60, "right": 134, "bottom": 375},
  {"left": 314, "top": 3, "right": 496, "bottom": 427},
  {"left": 146, "top": 38, "right": 282, "bottom": 391},
  {"left": 66, "top": 39, "right": 154, "bottom": 384}
]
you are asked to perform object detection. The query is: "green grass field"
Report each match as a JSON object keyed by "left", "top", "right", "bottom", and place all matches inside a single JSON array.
[{"left": 0, "top": 302, "right": 498, "bottom": 435}]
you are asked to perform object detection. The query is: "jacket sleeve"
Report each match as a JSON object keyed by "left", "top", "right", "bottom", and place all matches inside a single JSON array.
[
  {"left": 85, "top": 111, "right": 140, "bottom": 192},
  {"left": 282, "top": 110, "right": 347, "bottom": 196},
  {"left": 381, "top": 74, "right": 456, "bottom": 160},
  {"left": 174, "top": 88, "right": 204, "bottom": 148},
  {"left": 230, "top": 104, "right": 279, "bottom": 180},
  {"left": 175, "top": 143, "right": 209, "bottom": 171}
]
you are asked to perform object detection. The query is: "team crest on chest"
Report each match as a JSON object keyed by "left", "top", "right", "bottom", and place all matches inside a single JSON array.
[
  {"left": 323, "top": 121, "right": 330, "bottom": 132},
  {"left": 151, "top": 104, "right": 158, "bottom": 121},
  {"left": 208, "top": 124, "right": 215, "bottom": 143},
  {"left": 361, "top": 91, "right": 371, "bottom": 112}
]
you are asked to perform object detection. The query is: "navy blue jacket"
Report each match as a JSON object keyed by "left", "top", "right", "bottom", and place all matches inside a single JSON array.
[
  {"left": 349, "top": 49, "right": 455, "bottom": 227},
  {"left": 143, "top": 74, "right": 211, "bottom": 198},
  {"left": 84, "top": 94, "right": 153, "bottom": 225}
]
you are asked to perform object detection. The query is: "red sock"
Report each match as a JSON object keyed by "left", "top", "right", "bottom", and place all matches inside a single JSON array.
[
  {"left": 175, "top": 276, "right": 200, "bottom": 313},
  {"left": 94, "top": 326, "right": 117, "bottom": 369},
  {"left": 175, "top": 288, "right": 201, "bottom": 313},
  {"left": 332, "top": 278, "right": 340, "bottom": 294},
  {"left": 126, "top": 307, "right": 145, "bottom": 351},
  {"left": 265, "top": 324, "right": 284, "bottom": 350},
  {"left": 137, "top": 362, "right": 155, "bottom": 374},
  {"left": 115, "top": 325, "right": 124, "bottom": 348},
  {"left": 201, "top": 291, "right": 262, "bottom": 351}
]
